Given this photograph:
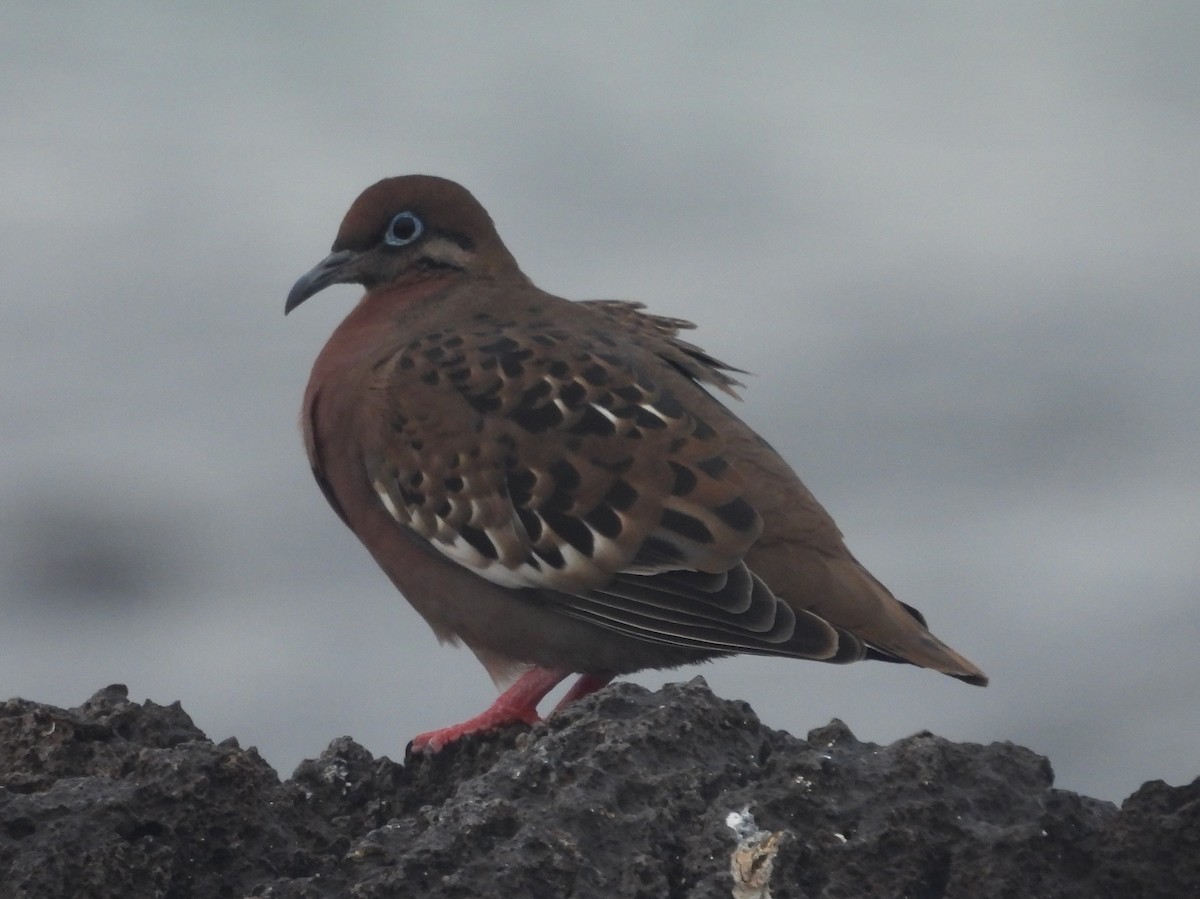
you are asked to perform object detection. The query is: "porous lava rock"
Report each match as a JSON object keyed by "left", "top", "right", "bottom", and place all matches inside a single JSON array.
[{"left": 0, "top": 680, "right": 1196, "bottom": 898}]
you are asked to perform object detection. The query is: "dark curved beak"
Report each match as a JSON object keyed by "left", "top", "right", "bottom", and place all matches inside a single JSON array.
[{"left": 285, "top": 249, "right": 357, "bottom": 314}]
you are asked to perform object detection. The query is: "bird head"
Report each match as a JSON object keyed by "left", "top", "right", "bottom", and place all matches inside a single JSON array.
[{"left": 285, "top": 175, "right": 523, "bottom": 314}]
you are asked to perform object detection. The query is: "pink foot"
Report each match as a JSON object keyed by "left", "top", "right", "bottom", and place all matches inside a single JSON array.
[
  {"left": 409, "top": 667, "right": 567, "bottom": 754},
  {"left": 408, "top": 668, "right": 616, "bottom": 753}
]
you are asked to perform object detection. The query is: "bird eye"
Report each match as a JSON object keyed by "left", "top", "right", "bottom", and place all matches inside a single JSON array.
[{"left": 384, "top": 211, "right": 424, "bottom": 246}]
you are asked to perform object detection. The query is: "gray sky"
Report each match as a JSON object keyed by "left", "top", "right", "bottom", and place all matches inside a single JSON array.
[{"left": 3, "top": 3, "right": 1197, "bottom": 802}]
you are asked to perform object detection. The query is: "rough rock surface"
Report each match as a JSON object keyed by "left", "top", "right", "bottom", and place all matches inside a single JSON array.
[{"left": 0, "top": 680, "right": 1196, "bottom": 898}]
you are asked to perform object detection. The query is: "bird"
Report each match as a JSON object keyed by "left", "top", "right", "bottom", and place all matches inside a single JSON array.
[{"left": 285, "top": 175, "right": 987, "bottom": 753}]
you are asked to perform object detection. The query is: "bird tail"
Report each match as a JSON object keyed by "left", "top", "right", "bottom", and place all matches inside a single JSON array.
[{"left": 828, "top": 557, "right": 989, "bottom": 686}]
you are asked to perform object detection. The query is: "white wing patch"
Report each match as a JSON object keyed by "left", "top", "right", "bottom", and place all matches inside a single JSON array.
[{"left": 371, "top": 478, "right": 628, "bottom": 593}]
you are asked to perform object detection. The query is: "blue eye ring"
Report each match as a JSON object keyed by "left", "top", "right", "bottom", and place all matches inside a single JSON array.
[{"left": 384, "top": 211, "right": 424, "bottom": 246}]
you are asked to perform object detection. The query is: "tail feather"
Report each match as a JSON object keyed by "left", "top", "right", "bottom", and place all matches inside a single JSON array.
[{"left": 824, "top": 557, "right": 989, "bottom": 686}]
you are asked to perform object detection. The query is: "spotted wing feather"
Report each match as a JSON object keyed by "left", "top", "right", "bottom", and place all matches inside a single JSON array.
[{"left": 363, "top": 299, "right": 838, "bottom": 661}]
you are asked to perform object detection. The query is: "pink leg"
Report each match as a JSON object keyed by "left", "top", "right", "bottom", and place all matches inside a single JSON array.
[
  {"left": 409, "top": 666, "right": 569, "bottom": 754},
  {"left": 552, "top": 672, "right": 615, "bottom": 713}
]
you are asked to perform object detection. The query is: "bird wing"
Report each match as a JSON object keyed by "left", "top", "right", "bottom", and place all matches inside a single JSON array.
[{"left": 361, "top": 297, "right": 840, "bottom": 660}]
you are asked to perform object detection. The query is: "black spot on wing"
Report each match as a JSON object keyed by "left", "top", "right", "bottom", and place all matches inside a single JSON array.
[
  {"left": 604, "top": 480, "right": 639, "bottom": 512},
  {"left": 559, "top": 381, "right": 588, "bottom": 406},
  {"left": 518, "top": 380, "right": 553, "bottom": 406},
  {"left": 535, "top": 545, "right": 566, "bottom": 569},
  {"left": 511, "top": 402, "right": 564, "bottom": 433},
  {"left": 584, "top": 503, "right": 622, "bottom": 539},
  {"left": 580, "top": 364, "right": 608, "bottom": 385},
  {"left": 633, "top": 407, "right": 667, "bottom": 430},
  {"left": 465, "top": 393, "right": 503, "bottom": 414},
  {"left": 567, "top": 405, "right": 617, "bottom": 436},
  {"left": 478, "top": 336, "right": 521, "bottom": 354},
  {"left": 541, "top": 509, "right": 595, "bottom": 556},
  {"left": 516, "top": 507, "right": 543, "bottom": 541},
  {"left": 712, "top": 498, "right": 758, "bottom": 533},
  {"left": 660, "top": 508, "right": 714, "bottom": 544},
  {"left": 654, "top": 394, "right": 685, "bottom": 419},
  {"left": 548, "top": 459, "right": 581, "bottom": 493},
  {"left": 506, "top": 468, "right": 536, "bottom": 506},
  {"left": 668, "top": 462, "right": 697, "bottom": 496},
  {"left": 458, "top": 523, "right": 499, "bottom": 560}
]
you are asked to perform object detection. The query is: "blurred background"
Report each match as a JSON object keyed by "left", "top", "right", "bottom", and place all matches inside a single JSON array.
[{"left": 3, "top": 3, "right": 1197, "bottom": 803}]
